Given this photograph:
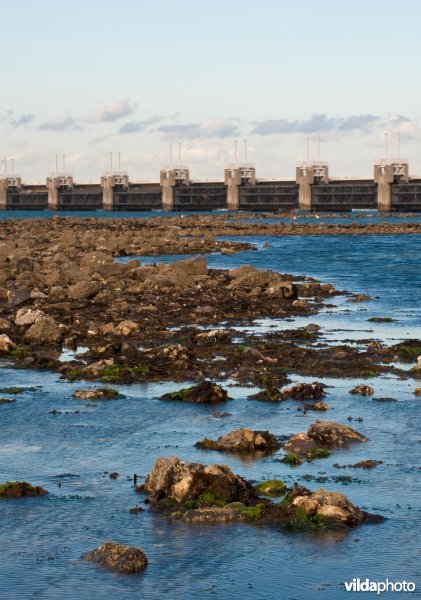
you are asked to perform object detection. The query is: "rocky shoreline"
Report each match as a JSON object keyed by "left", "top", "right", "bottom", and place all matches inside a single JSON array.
[
  {"left": 0, "top": 216, "right": 419, "bottom": 388},
  {"left": 1, "top": 214, "right": 420, "bottom": 572}
]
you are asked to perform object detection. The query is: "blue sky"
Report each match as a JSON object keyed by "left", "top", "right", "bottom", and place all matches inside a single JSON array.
[{"left": 1, "top": 0, "right": 421, "bottom": 182}]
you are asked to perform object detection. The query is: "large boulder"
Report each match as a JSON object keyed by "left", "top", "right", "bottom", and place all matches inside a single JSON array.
[
  {"left": 82, "top": 542, "right": 148, "bottom": 574},
  {"left": 195, "top": 428, "right": 280, "bottom": 454},
  {"left": 283, "top": 432, "right": 318, "bottom": 457},
  {"left": 292, "top": 488, "right": 365, "bottom": 527},
  {"left": 24, "top": 315, "right": 62, "bottom": 344},
  {"left": 307, "top": 420, "right": 368, "bottom": 447},
  {"left": 159, "top": 257, "right": 208, "bottom": 287},
  {"left": 143, "top": 456, "right": 259, "bottom": 506},
  {"left": 160, "top": 381, "right": 229, "bottom": 404}
]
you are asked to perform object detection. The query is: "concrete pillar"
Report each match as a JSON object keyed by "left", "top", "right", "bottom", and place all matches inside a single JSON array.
[
  {"left": 160, "top": 168, "right": 190, "bottom": 211},
  {"left": 0, "top": 179, "right": 8, "bottom": 210},
  {"left": 101, "top": 173, "right": 129, "bottom": 210},
  {"left": 224, "top": 166, "right": 256, "bottom": 211},
  {"left": 296, "top": 166, "right": 314, "bottom": 211},
  {"left": 374, "top": 162, "right": 409, "bottom": 211},
  {"left": 296, "top": 164, "right": 329, "bottom": 211},
  {"left": 47, "top": 175, "right": 73, "bottom": 210}
]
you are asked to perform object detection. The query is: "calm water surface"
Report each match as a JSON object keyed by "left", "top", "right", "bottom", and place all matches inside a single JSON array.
[{"left": 0, "top": 224, "right": 420, "bottom": 599}]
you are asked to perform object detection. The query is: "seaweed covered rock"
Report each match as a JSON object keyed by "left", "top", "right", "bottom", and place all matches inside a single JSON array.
[
  {"left": 281, "top": 382, "right": 326, "bottom": 400},
  {"left": 0, "top": 481, "right": 48, "bottom": 498},
  {"left": 82, "top": 542, "right": 148, "bottom": 574},
  {"left": 349, "top": 384, "right": 374, "bottom": 396},
  {"left": 307, "top": 420, "right": 368, "bottom": 447},
  {"left": 73, "top": 387, "right": 124, "bottom": 400},
  {"left": 291, "top": 489, "right": 365, "bottom": 527},
  {"left": 160, "top": 381, "right": 229, "bottom": 404},
  {"left": 143, "top": 456, "right": 259, "bottom": 507},
  {"left": 195, "top": 428, "right": 280, "bottom": 454}
]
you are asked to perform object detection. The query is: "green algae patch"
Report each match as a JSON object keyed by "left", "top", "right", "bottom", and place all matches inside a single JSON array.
[
  {"left": 0, "top": 481, "right": 48, "bottom": 498},
  {"left": 0, "top": 387, "right": 37, "bottom": 395},
  {"left": 309, "top": 447, "right": 331, "bottom": 459},
  {"left": 278, "top": 453, "right": 303, "bottom": 466},
  {"left": 236, "top": 503, "right": 266, "bottom": 522},
  {"left": 184, "top": 491, "right": 228, "bottom": 509},
  {"left": 255, "top": 480, "right": 286, "bottom": 497}
]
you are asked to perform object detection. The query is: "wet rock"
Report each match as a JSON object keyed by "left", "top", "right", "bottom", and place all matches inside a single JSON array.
[
  {"left": 283, "top": 433, "right": 318, "bottom": 457},
  {"left": 7, "top": 288, "right": 31, "bottom": 306},
  {"left": 195, "top": 429, "right": 280, "bottom": 454},
  {"left": 68, "top": 280, "right": 101, "bottom": 300},
  {"left": 373, "top": 397, "right": 396, "bottom": 403},
  {"left": 82, "top": 358, "right": 114, "bottom": 377},
  {"left": 0, "top": 397, "right": 16, "bottom": 404},
  {"left": 414, "top": 388, "right": 421, "bottom": 396},
  {"left": 108, "top": 472, "right": 119, "bottom": 479},
  {"left": 305, "top": 401, "right": 330, "bottom": 411},
  {"left": 212, "top": 411, "right": 232, "bottom": 418},
  {"left": 0, "top": 481, "right": 48, "bottom": 498},
  {"left": 24, "top": 316, "right": 62, "bottom": 344},
  {"left": 0, "top": 317, "right": 11, "bottom": 331},
  {"left": 347, "top": 294, "right": 373, "bottom": 303},
  {"left": 300, "top": 488, "right": 364, "bottom": 527},
  {"left": 143, "top": 456, "right": 259, "bottom": 506},
  {"left": 160, "top": 381, "right": 229, "bottom": 404},
  {"left": 349, "top": 384, "right": 374, "bottom": 396},
  {"left": 333, "top": 459, "right": 383, "bottom": 469},
  {"left": 181, "top": 507, "right": 241, "bottom": 524},
  {"left": 82, "top": 542, "right": 148, "bottom": 574},
  {"left": 73, "top": 388, "right": 123, "bottom": 400},
  {"left": 249, "top": 387, "right": 283, "bottom": 402},
  {"left": 281, "top": 382, "right": 326, "bottom": 400},
  {"left": 15, "top": 308, "right": 45, "bottom": 326},
  {"left": 129, "top": 505, "right": 144, "bottom": 514},
  {"left": 0, "top": 334, "right": 15, "bottom": 352},
  {"left": 307, "top": 420, "right": 369, "bottom": 447}
]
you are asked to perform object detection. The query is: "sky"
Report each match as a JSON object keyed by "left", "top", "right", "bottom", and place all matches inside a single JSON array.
[{"left": 1, "top": 0, "right": 421, "bottom": 183}]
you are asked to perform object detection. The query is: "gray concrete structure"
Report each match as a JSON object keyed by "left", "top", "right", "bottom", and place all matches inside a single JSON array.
[
  {"left": 101, "top": 172, "right": 129, "bottom": 210},
  {"left": 296, "top": 162, "right": 329, "bottom": 211},
  {"left": 160, "top": 167, "right": 190, "bottom": 211},
  {"left": 0, "top": 176, "right": 22, "bottom": 209},
  {"left": 46, "top": 174, "right": 73, "bottom": 211},
  {"left": 224, "top": 165, "right": 256, "bottom": 211},
  {"left": 374, "top": 161, "right": 409, "bottom": 211}
]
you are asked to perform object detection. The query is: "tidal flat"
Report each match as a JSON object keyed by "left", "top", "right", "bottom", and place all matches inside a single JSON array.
[{"left": 0, "top": 213, "right": 420, "bottom": 599}]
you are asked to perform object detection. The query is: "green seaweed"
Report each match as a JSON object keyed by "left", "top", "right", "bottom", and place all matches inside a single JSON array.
[{"left": 255, "top": 479, "right": 286, "bottom": 497}]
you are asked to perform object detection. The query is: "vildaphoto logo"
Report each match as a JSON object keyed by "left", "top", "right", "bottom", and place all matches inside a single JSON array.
[{"left": 344, "top": 578, "right": 416, "bottom": 594}]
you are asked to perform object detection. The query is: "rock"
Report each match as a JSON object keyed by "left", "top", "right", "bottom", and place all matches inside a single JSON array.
[
  {"left": 195, "top": 428, "right": 280, "bottom": 454},
  {"left": 82, "top": 542, "right": 148, "bottom": 574},
  {"left": 311, "top": 488, "right": 364, "bottom": 526},
  {"left": 307, "top": 420, "right": 369, "bottom": 447},
  {"left": 372, "top": 397, "right": 397, "bottom": 403},
  {"left": 73, "top": 388, "right": 123, "bottom": 400},
  {"left": 0, "top": 317, "right": 11, "bottom": 331},
  {"left": 196, "top": 330, "right": 231, "bottom": 342},
  {"left": 212, "top": 411, "right": 232, "bottom": 418},
  {"left": 347, "top": 294, "right": 373, "bottom": 303},
  {"left": 68, "top": 280, "right": 101, "bottom": 300},
  {"left": 283, "top": 432, "right": 318, "bottom": 457},
  {"left": 349, "top": 384, "right": 374, "bottom": 396},
  {"left": 181, "top": 507, "right": 241, "bottom": 524},
  {"left": 24, "top": 316, "right": 62, "bottom": 344},
  {"left": 281, "top": 382, "right": 326, "bottom": 400},
  {"left": 114, "top": 320, "right": 139, "bottom": 336},
  {"left": 0, "top": 481, "right": 48, "bottom": 498},
  {"left": 306, "top": 401, "right": 330, "bottom": 411},
  {"left": 415, "top": 355, "right": 421, "bottom": 370},
  {"left": 108, "top": 472, "right": 119, "bottom": 479},
  {"left": 129, "top": 505, "right": 144, "bottom": 514},
  {"left": 16, "top": 257, "right": 33, "bottom": 272},
  {"left": 0, "top": 334, "right": 16, "bottom": 352},
  {"left": 0, "top": 398, "right": 16, "bottom": 404},
  {"left": 82, "top": 358, "right": 114, "bottom": 377},
  {"left": 291, "top": 496, "right": 319, "bottom": 518},
  {"left": 414, "top": 388, "right": 421, "bottom": 396},
  {"left": 7, "top": 288, "right": 31, "bottom": 306},
  {"left": 143, "top": 456, "right": 259, "bottom": 506},
  {"left": 160, "top": 381, "right": 229, "bottom": 404},
  {"left": 15, "top": 308, "right": 45, "bottom": 326}
]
